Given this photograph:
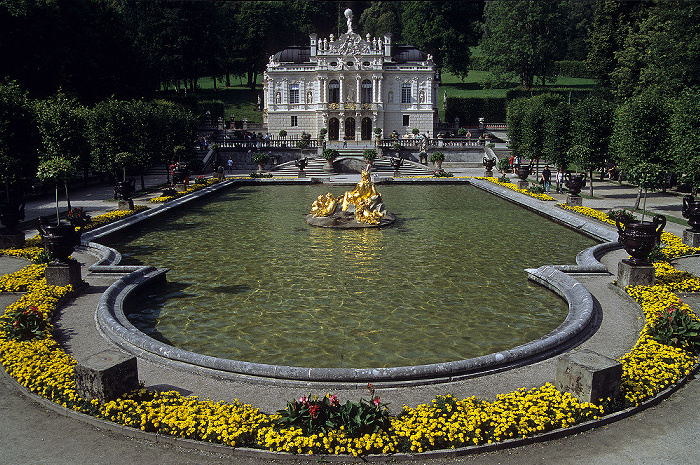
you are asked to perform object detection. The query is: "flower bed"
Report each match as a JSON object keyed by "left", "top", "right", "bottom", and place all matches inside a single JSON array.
[
  {"left": 0, "top": 203, "right": 698, "bottom": 456},
  {"left": 150, "top": 177, "right": 220, "bottom": 203},
  {"left": 482, "top": 177, "right": 556, "bottom": 201}
]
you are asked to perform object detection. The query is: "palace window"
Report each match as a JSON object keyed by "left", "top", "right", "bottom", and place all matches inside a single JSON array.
[
  {"left": 401, "top": 83, "right": 412, "bottom": 104},
  {"left": 328, "top": 80, "right": 340, "bottom": 104},
  {"left": 361, "top": 79, "right": 372, "bottom": 104},
  {"left": 403, "top": 115, "right": 409, "bottom": 126},
  {"left": 289, "top": 83, "right": 299, "bottom": 104},
  {"left": 291, "top": 115, "right": 298, "bottom": 127}
]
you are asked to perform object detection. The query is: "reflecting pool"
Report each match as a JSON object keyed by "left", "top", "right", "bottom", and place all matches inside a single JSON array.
[{"left": 106, "top": 184, "right": 596, "bottom": 368}]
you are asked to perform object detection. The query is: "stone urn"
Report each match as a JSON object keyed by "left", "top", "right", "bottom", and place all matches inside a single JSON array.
[
  {"left": 294, "top": 157, "right": 308, "bottom": 178},
  {"left": 616, "top": 214, "right": 666, "bottom": 266},
  {"left": 37, "top": 221, "right": 80, "bottom": 263},
  {"left": 172, "top": 167, "right": 186, "bottom": 184},
  {"left": 483, "top": 156, "right": 497, "bottom": 177},
  {"left": 390, "top": 157, "right": 403, "bottom": 177},
  {"left": 483, "top": 156, "right": 496, "bottom": 171},
  {"left": 113, "top": 178, "right": 135, "bottom": 200},
  {"left": 682, "top": 195, "right": 700, "bottom": 232},
  {"left": 419, "top": 151, "right": 427, "bottom": 165},
  {"left": 564, "top": 173, "right": 586, "bottom": 196},
  {"left": 516, "top": 165, "right": 531, "bottom": 180}
]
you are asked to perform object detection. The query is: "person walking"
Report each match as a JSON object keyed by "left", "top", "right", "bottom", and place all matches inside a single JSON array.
[
  {"left": 227, "top": 157, "right": 233, "bottom": 174},
  {"left": 556, "top": 167, "right": 564, "bottom": 193},
  {"left": 541, "top": 165, "right": 551, "bottom": 193}
]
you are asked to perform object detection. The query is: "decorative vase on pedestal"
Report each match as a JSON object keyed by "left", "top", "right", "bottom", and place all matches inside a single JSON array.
[
  {"left": 616, "top": 214, "right": 666, "bottom": 266},
  {"left": 682, "top": 195, "right": 700, "bottom": 247},
  {"left": 38, "top": 221, "right": 83, "bottom": 287},
  {"left": 564, "top": 173, "right": 586, "bottom": 206}
]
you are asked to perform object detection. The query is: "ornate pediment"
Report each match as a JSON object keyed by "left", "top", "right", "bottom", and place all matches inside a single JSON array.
[{"left": 328, "top": 32, "right": 371, "bottom": 57}]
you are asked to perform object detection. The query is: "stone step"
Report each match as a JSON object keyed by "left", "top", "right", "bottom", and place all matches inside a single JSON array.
[{"left": 269, "top": 157, "right": 433, "bottom": 177}]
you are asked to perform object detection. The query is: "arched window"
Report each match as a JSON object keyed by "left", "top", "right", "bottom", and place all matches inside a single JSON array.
[
  {"left": 328, "top": 80, "right": 340, "bottom": 104},
  {"left": 361, "top": 79, "right": 372, "bottom": 103},
  {"left": 401, "top": 83, "right": 411, "bottom": 104}
]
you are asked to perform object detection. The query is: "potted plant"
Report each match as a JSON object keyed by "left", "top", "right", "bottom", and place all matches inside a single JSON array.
[
  {"left": 497, "top": 157, "right": 511, "bottom": 175},
  {"left": 412, "top": 127, "right": 420, "bottom": 137},
  {"left": 321, "top": 148, "right": 339, "bottom": 173},
  {"left": 279, "top": 129, "right": 287, "bottom": 147},
  {"left": 36, "top": 156, "right": 80, "bottom": 262},
  {"left": 363, "top": 149, "right": 378, "bottom": 168},
  {"left": 252, "top": 151, "right": 269, "bottom": 172},
  {"left": 430, "top": 151, "right": 445, "bottom": 171},
  {"left": 318, "top": 128, "right": 328, "bottom": 150}
]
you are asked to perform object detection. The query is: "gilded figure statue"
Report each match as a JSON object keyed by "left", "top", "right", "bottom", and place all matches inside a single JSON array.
[{"left": 310, "top": 193, "right": 338, "bottom": 217}]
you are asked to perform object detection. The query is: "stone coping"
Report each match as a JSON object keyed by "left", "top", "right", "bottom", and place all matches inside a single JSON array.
[
  {"left": 4, "top": 350, "right": 696, "bottom": 462},
  {"left": 88, "top": 177, "right": 613, "bottom": 385}
]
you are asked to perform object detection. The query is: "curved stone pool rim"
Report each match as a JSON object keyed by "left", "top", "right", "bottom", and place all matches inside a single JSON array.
[{"left": 87, "top": 178, "right": 616, "bottom": 385}]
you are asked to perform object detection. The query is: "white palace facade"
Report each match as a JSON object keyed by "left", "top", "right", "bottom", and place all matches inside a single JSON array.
[{"left": 263, "top": 9, "right": 439, "bottom": 143}]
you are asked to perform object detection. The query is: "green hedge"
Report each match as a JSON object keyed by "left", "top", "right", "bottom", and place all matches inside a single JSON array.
[
  {"left": 505, "top": 88, "right": 592, "bottom": 103},
  {"left": 444, "top": 97, "right": 507, "bottom": 125},
  {"left": 196, "top": 100, "right": 226, "bottom": 120}
]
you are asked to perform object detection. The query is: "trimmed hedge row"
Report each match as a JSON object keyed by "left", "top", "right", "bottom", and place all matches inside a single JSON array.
[{"left": 444, "top": 97, "right": 507, "bottom": 125}]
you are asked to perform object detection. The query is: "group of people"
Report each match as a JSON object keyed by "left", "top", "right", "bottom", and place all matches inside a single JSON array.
[{"left": 539, "top": 165, "right": 567, "bottom": 194}]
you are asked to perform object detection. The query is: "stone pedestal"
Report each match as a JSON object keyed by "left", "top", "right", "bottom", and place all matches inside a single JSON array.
[
  {"left": 567, "top": 195, "right": 582, "bottom": 207},
  {"left": 45, "top": 259, "right": 82, "bottom": 287},
  {"left": 297, "top": 170, "right": 306, "bottom": 178},
  {"left": 555, "top": 349, "right": 622, "bottom": 404},
  {"left": 617, "top": 260, "right": 655, "bottom": 288},
  {"left": 117, "top": 199, "right": 134, "bottom": 211},
  {"left": 175, "top": 183, "right": 187, "bottom": 192},
  {"left": 393, "top": 170, "right": 401, "bottom": 178},
  {"left": 517, "top": 180, "right": 529, "bottom": 190},
  {"left": 0, "top": 232, "right": 25, "bottom": 249},
  {"left": 74, "top": 350, "right": 139, "bottom": 403},
  {"left": 484, "top": 170, "right": 493, "bottom": 178},
  {"left": 682, "top": 229, "right": 700, "bottom": 248}
]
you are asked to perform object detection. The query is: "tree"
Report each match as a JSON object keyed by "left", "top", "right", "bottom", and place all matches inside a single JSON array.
[
  {"left": 506, "top": 97, "right": 529, "bottom": 160},
  {"left": 0, "top": 80, "right": 40, "bottom": 199},
  {"left": 481, "top": 1, "right": 566, "bottom": 89},
  {"left": 35, "top": 92, "right": 90, "bottom": 186},
  {"left": 609, "top": 1, "right": 700, "bottom": 100},
  {"left": 401, "top": 1, "right": 482, "bottom": 79},
  {"left": 670, "top": 89, "right": 700, "bottom": 192},
  {"left": 359, "top": 1, "right": 403, "bottom": 41},
  {"left": 611, "top": 90, "right": 672, "bottom": 208},
  {"left": 0, "top": 0, "right": 154, "bottom": 102},
  {"left": 571, "top": 95, "right": 614, "bottom": 195},
  {"left": 585, "top": 0, "right": 642, "bottom": 89}
]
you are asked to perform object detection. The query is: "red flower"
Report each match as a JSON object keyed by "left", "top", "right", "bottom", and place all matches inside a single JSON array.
[
  {"left": 329, "top": 394, "right": 339, "bottom": 407},
  {"left": 373, "top": 396, "right": 381, "bottom": 407},
  {"left": 308, "top": 404, "right": 320, "bottom": 419}
]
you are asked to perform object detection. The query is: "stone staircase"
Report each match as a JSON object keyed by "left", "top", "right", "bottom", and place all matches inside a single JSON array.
[{"left": 269, "top": 156, "right": 434, "bottom": 178}]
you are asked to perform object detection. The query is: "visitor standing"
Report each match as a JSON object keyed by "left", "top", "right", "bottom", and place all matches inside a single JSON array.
[
  {"left": 227, "top": 157, "right": 233, "bottom": 174},
  {"left": 541, "top": 165, "right": 551, "bottom": 193},
  {"left": 556, "top": 168, "right": 564, "bottom": 193}
]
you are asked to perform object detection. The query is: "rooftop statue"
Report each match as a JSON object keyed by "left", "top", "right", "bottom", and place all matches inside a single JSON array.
[{"left": 344, "top": 8, "right": 353, "bottom": 34}]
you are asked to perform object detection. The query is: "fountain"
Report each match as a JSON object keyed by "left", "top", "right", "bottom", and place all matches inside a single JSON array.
[
  {"left": 306, "top": 170, "right": 395, "bottom": 228},
  {"left": 104, "top": 183, "right": 596, "bottom": 374}
]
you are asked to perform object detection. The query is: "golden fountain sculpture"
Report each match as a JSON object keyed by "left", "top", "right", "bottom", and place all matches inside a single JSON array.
[{"left": 306, "top": 170, "right": 395, "bottom": 228}]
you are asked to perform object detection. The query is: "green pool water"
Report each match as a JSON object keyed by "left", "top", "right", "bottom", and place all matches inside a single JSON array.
[{"left": 107, "top": 184, "right": 596, "bottom": 368}]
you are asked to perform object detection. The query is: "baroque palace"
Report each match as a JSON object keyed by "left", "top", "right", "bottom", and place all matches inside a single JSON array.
[{"left": 264, "top": 9, "right": 439, "bottom": 142}]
